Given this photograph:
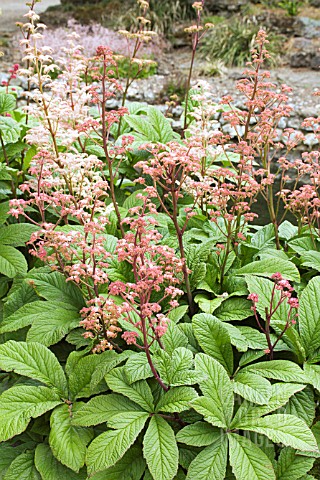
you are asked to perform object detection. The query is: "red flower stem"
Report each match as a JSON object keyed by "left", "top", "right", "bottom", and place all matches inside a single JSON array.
[
  {"left": 141, "top": 316, "right": 169, "bottom": 392},
  {"left": 100, "top": 54, "right": 125, "bottom": 238}
]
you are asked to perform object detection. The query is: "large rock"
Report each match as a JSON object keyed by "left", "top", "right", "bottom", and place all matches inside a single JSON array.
[
  {"left": 286, "top": 37, "right": 320, "bottom": 69},
  {"left": 204, "top": 0, "right": 246, "bottom": 12},
  {"left": 293, "top": 17, "right": 320, "bottom": 39},
  {"left": 256, "top": 11, "right": 295, "bottom": 35},
  {"left": 60, "top": 0, "right": 100, "bottom": 3}
]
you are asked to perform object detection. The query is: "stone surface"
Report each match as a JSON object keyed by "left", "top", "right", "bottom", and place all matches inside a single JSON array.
[
  {"left": 0, "top": 0, "right": 60, "bottom": 32},
  {"left": 286, "top": 37, "right": 320, "bottom": 69},
  {"left": 256, "top": 11, "right": 296, "bottom": 35},
  {"left": 204, "top": 0, "right": 247, "bottom": 12},
  {"left": 304, "top": 133, "right": 319, "bottom": 146},
  {"left": 294, "top": 16, "right": 320, "bottom": 39}
]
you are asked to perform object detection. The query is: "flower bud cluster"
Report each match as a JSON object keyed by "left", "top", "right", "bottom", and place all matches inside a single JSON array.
[{"left": 109, "top": 198, "right": 184, "bottom": 346}]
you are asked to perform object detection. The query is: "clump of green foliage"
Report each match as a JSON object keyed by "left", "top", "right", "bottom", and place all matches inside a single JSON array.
[
  {"left": 278, "top": 0, "right": 304, "bottom": 16},
  {"left": 201, "top": 16, "right": 284, "bottom": 67},
  {"left": 113, "top": 0, "right": 194, "bottom": 34},
  {"left": 260, "top": 0, "right": 304, "bottom": 16}
]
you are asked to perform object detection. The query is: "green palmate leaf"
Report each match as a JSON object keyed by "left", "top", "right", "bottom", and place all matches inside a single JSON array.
[
  {"left": 0, "top": 245, "right": 28, "bottom": 278},
  {"left": 244, "top": 431, "right": 275, "bottom": 462},
  {"left": 153, "top": 347, "right": 197, "bottom": 387},
  {"left": 122, "top": 190, "right": 145, "bottom": 209},
  {"left": 276, "top": 447, "right": 315, "bottom": 480},
  {"left": 289, "top": 237, "right": 315, "bottom": 254},
  {"left": 126, "top": 101, "right": 149, "bottom": 116},
  {"left": 238, "top": 414, "right": 318, "bottom": 452},
  {"left": 3, "top": 280, "right": 38, "bottom": 318},
  {"left": 0, "top": 166, "right": 14, "bottom": 182},
  {"left": 89, "top": 350, "right": 132, "bottom": 389},
  {"left": 233, "top": 372, "right": 272, "bottom": 405},
  {"left": 231, "top": 383, "right": 307, "bottom": 428},
  {"left": 65, "top": 348, "right": 93, "bottom": 378},
  {"left": 106, "top": 410, "right": 148, "bottom": 431},
  {"left": 300, "top": 251, "right": 320, "bottom": 272},
  {"left": 250, "top": 223, "right": 275, "bottom": 250},
  {"left": 178, "top": 323, "right": 199, "bottom": 353},
  {"left": 194, "top": 294, "right": 225, "bottom": 314},
  {"left": 312, "top": 422, "right": 320, "bottom": 453},
  {"left": 0, "top": 94, "right": 15, "bottom": 114},
  {"left": 0, "top": 386, "right": 62, "bottom": 442},
  {"left": 143, "top": 415, "right": 179, "bottom": 480},
  {"left": 192, "top": 353, "right": 233, "bottom": 428},
  {"left": 124, "top": 353, "right": 153, "bottom": 384},
  {"left": 173, "top": 470, "right": 186, "bottom": 480},
  {"left": 0, "top": 201, "right": 10, "bottom": 225},
  {"left": 219, "top": 322, "right": 249, "bottom": 352},
  {"left": 0, "top": 224, "right": 38, "bottom": 247},
  {"left": 283, "top": 386, "right": 315, "bottom": 427},
  {"left": 236, "top": 328, "right": 275, "bottom": 351},
  {"left": 239, "top": 350, "right": 265, "bottom": 367},
  {"left": 271, "top": 320, "right": 306, "bottom": 362},
  {"left": 185, "top": 244, "right": 208, "bottom": 288},
  {"left": 192, "top": 314, "right": 233, "bottom": 374},
  {"left": 178, "top": 447, "right": 197, "bottom": 471},
  {"left": 102, "top": 233, "right": 118, "bottom": 253},
  {"left": 259, "top": 248, "right": 289, "bottom": 262},
  {"left": 242, "top": 360, "right": 307, "bottom": 383},
  {"left": 83, "top": 144, "right": 105, "bottom": 157},
  {"left": 299, "top": 276, "right": 320, "bottom": 356},
  {"left": 167, "top": 306, "right": 188, "bottom": 324},
  {"left": 0, "top": 301, "right": 79, "bottom": 334},
  {"left": 3, "top": 451, "right": 41, "bottom": 480},
  {"left": 0, "top": 341, "right": 68, "bottom": 397},
  {"left": 304, "top": 364, "right": 320, "bottom": 392},
  {"left": 214, "top": 297, "right": 253, "bottom": 321},
  {"left": 72, "top": 393, "right": 143, "bottom": 427},
  {"left": 0, "top": 444, "right": 28, "bottom": 476},
  {"left": 66, "top": 328, "right": 93, "bottom": 350},
  {"left": 106, "top": 367, "right": 154, "bottom": 412},
  {"left": 278, "top": 221, "right": 298, "bottom": 241},
  {"left": 34, "top": 444, "right": 86, "bottom": 480},
  {"left": 68, "top": 351, "right": 114, "bottom": 400},
  {"left": 190, "top": 397, "right": 227, "bottom": 429},
  {"left": 235, "top": 258, "right": 300, "bottom": 282},
  {"left": 228, "top": 433, "right": 276, "bottom": 480},
  {"left": 186, "top": 435, "right": 228, "bottom": 480},
  {"left": 0, "top": 117, "right": 21, "bottom": 145},
  {"left": 161, "top": 322, "right": 188, "bottom": 355},
  {"left": 26, "top": 313, "right": 81, "bottom": 346},
  {"left": 0, "top": 181, "right": 11, "bottom": 196},
  {"left": 176, "top": 422, "right": 221, "bottom": 447},
  {"left": 28, "top": 271, "right": 85, "bottom": 308},
  {"left": 90, "top": 445, "right": 146, "bottom": 480},
  {"left": 148, "top": 106, "right": 175, "bottom": 143},
  {"left": 125, "top": 114, "right": 158, "bottom": 141},
  {"left": 87, "top": 412, "right": 149, "bottom": 474},
  {"left": 49, "top": 404, "right": 93, "bottom": 472},
  {"left": 156, "top": 387, "right": 198, "bottom": 413},
  {"left": 1, "top": 140, "right": 27, "bottom": 161}
]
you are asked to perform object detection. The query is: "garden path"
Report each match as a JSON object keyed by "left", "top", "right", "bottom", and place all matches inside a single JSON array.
[{"left": 0, "top": 0, "right": 60, "bottom": 32}]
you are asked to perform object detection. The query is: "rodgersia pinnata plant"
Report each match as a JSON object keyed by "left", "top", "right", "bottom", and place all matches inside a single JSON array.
[{"left": 0, "top": 1, "right": 319, "bottom": 479}]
